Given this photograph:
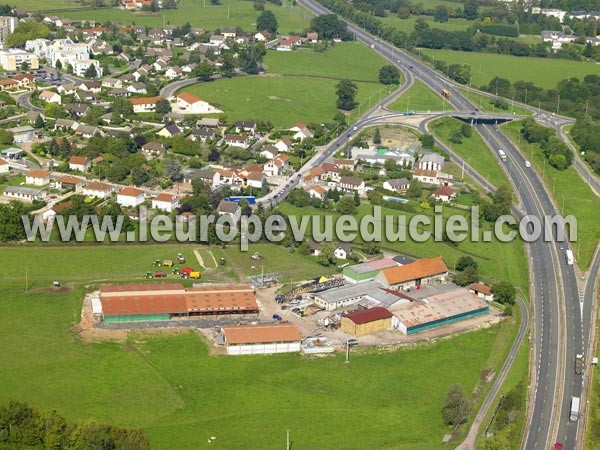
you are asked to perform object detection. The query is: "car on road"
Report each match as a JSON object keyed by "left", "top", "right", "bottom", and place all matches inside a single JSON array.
[
  {"left": 353, "top": 126, "right": 358, "bottom": 131},
  {"left": 525, "top": 160, "right": 531, "bottom": 168}
]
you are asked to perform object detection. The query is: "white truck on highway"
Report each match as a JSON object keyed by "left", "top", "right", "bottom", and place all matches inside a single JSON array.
[
  {"left": 570, "top": 396, "right": 580, "bottom": 422},
  {"left": 498, "top": 149, "right": 507, "bottom": 161},
  {"left": 566, "top": 249, "right": 574, "bottom": 266}
]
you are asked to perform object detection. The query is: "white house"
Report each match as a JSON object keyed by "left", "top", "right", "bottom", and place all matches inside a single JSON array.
[
  {"left": 176, "top": 92, "right": 222, "bottom": 114},
  {"left": 334, "top": 242, "right": 352, "bottom": 260},
  {"left": 273, "top": 138, "right": 293, "bottom": 153},
  {"left": 259, "top": 146, "right": 278, "bottom": 160},
  {"left": 26, "top": 169, "right": 50, "bottom": 186},
  {"left": 116, "top": 186, "right": 145, "bottom": 207},
  {"left": 39, "top": 90, "right": 61, "bottom": 104},
  {"left": 83, "top": 181, "right": 112, "bottom": 199},
  {"left": 69, "top": 155, "right": 91, "bottom": 172},
  {"left": 289, "top": 122, "right": 312, "bottom": 141},
  {"left": 468, "top": 283, "right": 494, "bottom": 301},
  {"left": 339, "top": 176, "right": 365, "bottom": 192},
  {"left": 152, "top": 193, "right": 179, "bottom": 212},
  {"left": 0, "top": 157, "right": 9, "bottom": 174},
  {"left": 433, "top": 186, "right": 456, "bottom": 202},
  {"left": 7, "top": 126, "right": 35, "bottom": 143},
  {"left": 418, "top": 153, "right": 445, "bottom": 171},
  {"left": 383, "top": 178, "right": 410, "bottom": 192},
  {"left": 224, "top": 134, "right": 250, "bottom": 148},
  {"left": 413, "top": 168, "right": 440, "bottom": 185},
  {"left": 263, "top": 154, "right": 290, "bottom": 177},
  {"left": 217, "top": 199, "right": 241, "bottom": 220},
  {"left": 3, "top": 186, "right": 45, "bottom": 202},
  {"left": 130, "top": 96, "right": 164, "bottom": 113}
]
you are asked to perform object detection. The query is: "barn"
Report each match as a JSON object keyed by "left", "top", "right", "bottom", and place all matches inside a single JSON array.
[
  {"left": 341, "top": 307, "right": 393, "bottom": 337},
  {"left": 221, "top": 323, "right": 302, "bottom": 355},
  {"left": 342, "top": 258, "right": 398, "bottom": 284}
]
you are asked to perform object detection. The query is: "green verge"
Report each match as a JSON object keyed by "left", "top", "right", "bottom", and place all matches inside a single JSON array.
[
  {"left": 502, "top": 121, "right": 600, "bottom": 270},
  {"left": 429, "top": 116, "right": 510, "bottom": 189},
  {"left": 389, "top": 79, "right": 454, "bottom": 112},
  {"left": 586, "top": 290, "right": 600, "bottom": 449},
  {"left": 457, "top": 88, "right": 532, "bottom": 117},
  {"left": 419, "top": 49, "right": 600, "bottom": 89}
]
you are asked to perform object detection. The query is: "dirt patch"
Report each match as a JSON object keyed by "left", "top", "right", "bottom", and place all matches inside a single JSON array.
[
  {"left": 267, "top": 96, "right": 292, "bottom": 102},
  {"left": 29, "top": 286, "right": 73, "bottom": 295},
  {"left": 194, "top": 250, "right": 206, "bottom": 270}
]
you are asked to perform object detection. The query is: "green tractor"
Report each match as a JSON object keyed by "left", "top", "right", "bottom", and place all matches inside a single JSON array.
[
  {"left": 152, "top": 259, "right": 162, "bottom": 267},
  {"left": 171, "top": 267, "right": 181, "bottom": 275},
  {"left": 145, "top": 272, "right": 154, "bottom": 279}
]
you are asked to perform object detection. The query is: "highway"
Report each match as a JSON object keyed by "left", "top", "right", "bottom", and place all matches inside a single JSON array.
[{"left": 294, "top": 0, "right": 598, "bottom": 447}]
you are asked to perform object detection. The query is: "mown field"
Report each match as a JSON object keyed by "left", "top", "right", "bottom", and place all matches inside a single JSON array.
[
  {"left": 420, "top": 49, "right": 600, "bottom": 89},
  {"left": 502, "top": 121, "right": 600, "bottom": 270},
  {"left": 389, "top": 79, "right": 454, "bottom": 112},
  {"left": 52, "top": 0, "right": 311, "bottom": 34},
  {"left": 0, "top": 244, "right": 504, "bottom": 450},
  {"left": 186, "top": 43, "right": 396, "bottom": 127},
  {"left": 380, "top": 14, "right": 472, "bottom": 34},
  {"left": 430, "top": 116, "right": 510, "bottom": 189}
]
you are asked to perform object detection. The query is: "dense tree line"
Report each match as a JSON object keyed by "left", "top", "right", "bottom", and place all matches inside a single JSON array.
[{"left": 0, "top": 401, "right": 149, "bottom": 450}]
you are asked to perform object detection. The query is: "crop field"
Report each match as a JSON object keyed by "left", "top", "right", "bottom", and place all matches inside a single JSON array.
[
  {"left": 380, "top": 15, "right": 472, "bottom": 34},
  {"left": 55, "top": 0, "right": 311, "bottom": 34},
  {"left": 0, "top": 244, "right": 505, "bottom": 449},
  {"left": 186, "top": 44, "right": 395, "bottom": 127},
  {"left": 502, "top": 121, "right": 600, "bottom": 270},
  {"left": 389, "top": 79, "right": 454, "bottom": 112},
  {"left": 420, "top": 49, "right": 600, "bottom": 89}
]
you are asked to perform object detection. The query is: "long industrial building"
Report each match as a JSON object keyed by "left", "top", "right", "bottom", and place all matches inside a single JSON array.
[
  {"left": 97, "top": 283, "right": 258, "bottom": 323},
  {"left": 220, "top": 323, "right": 302, "bottom": 355}
]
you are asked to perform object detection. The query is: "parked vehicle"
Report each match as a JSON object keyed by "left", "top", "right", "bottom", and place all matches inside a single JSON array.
[
  {"left": 152, "top": 259, "right": 162, "bottom": 267},
  {"left": 181, "top": 267, "right": 194, "bottom": 276},
  {"left": 154, "top": 271, "right": 167, "bottom": 278},
  {"left": 177, "top": 253, "right": 185, "bottom": 264},
  {"left": 162, "top": 260, "right": 174, "bottom": 267},
  {"left": 570, "top": 397, "right": 580, "bottom": 421},
  {"left": 187, "top": 271, "right": 201, "bottom": 279},
  {"left": 144, "top": 272, "right": 153, "bottom": 279},
  {"left": 272, "top": 314, "right": 282, "bottom": 321}
]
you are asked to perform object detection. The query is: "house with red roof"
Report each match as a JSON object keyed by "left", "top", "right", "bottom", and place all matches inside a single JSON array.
[
  {"left": 69, "top": 155, "right": 90, "bottom": 172},
  {"left": 117, "top": 187, "right": 145, "bottom": 207},
  {"left": 433, "top": 186, "right": 456, "bottom": 202},
  {"left": 375, "top": 256, "right": 449, "bottom": 290},
  {"left": 152, "top": 193, "right": 179, "bottom": 212},
  {"left": 176, "top": 92, "right": 221, "bottom": 114}
]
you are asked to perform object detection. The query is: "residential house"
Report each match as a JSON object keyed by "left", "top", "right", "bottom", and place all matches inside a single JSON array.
[
  {"left": 320, "top": 162, "right": 341, "bottom": 181},
  {"left": 157, "top": 122, "right": 182, "bottom": 138},
  {"left": 39, "top": 90, "right": 61, "bottom": 104},
  {"left": 263, "top": 154, "right": 290, "bottom": 177},
  {"left": 339, "top": 176, "right": 365, "bottom": 192},
  {"left": 69, "top": 155, "right": 91, "bottom": 172},
  {"left": 127, "top": 82, "right": 147, "bottom": 94},
  {"left": 468, "top": 283, "right": 494, "bottom": 301},
  {"left": 197, "top": 117, "right": 220, "bottom": 128},
  {"left": 306, "top": 32, "right": 319, "bottom": 43},
  {"left": 141, "top": 141, "right": 165, "bottom": 160},
  {"left": 3, "top": 186, "right": 45, "bottom": 202},
  {"left": 102, "top": 77, "right": 122, "bottom": 89},
  {"left": 116, "top": 186, "right": 145, "bottom": 207},
  {"left": 57, "top": 82, "right": 77, "bottom": 95},
  {"left": 26, "top": 169, "right": 50, "bottom": 186},
  {"left": 418, "top": 153, "right": 445, "bottom": 171},
  {"left": 152, "top": 193, "right": 179, "bottom": 212},
  {"left": 76, "top": 125, "right": 102, "bottom": 139},
  {"left": 234, "top": 121, "right": 257, "bottom": 135},
  {"left": 64, "top": 103, "right": 89, "bottom": 118},
  {"left": 333, "top": 158, "right": 355, "bottom": 171},
  {"left": 56, "top": 175, "right": 84, "bottom": 192},
  {"left": 78, "top": 80, "right": 102, "bottom": 93},
  {"left": 8, "top": 126, "right": 35, "bottom": 143},
  {"left": 217, "top": 199, "right": 241, "bottom": 221},
  {"left": 83, "top": 181, "right": 112, "bottom": 199},
  {"left": 224, "top": 134, "right": 250, "bottom": 148},
  {"left": 130, "top": 96, "right": 163, "bottom": 113},
  {"left": 307, "top": 240, "right": 352, "bottom": 260},
  {"left": 289, "top": 122, "right": 312, "bottom": 141},
  {"left": 176, "top": 92, "right": 221, "bottom": 114},
  {"left": 75, "top": 90, "right": 99, "bottom": 103},
  {"left": 245, "top": 171, "right": 266, "bottom": 189},
  {"left": 308, "top": 185, "right": 326, "bottom": 200},
  {"left": 273, "top": 138, "right": 293, "bottom": 153},
  {"left": 254, "top": 30, "right": 270, "bottom": 41},
  {"left": 413, "top": 168, "right": 440, "bottom": 185},
  {"left": 190, "top": 128, "right": 215, "bottom": 143},
  {"left": 165, "top": 66, "right": 182, "bottom": 79},
  {"left": 277, "top": 35, "right": 302, "bottom": 51},
  {"left": 184, "top": 168, "right": 221, "bottom": 187},
  {"left": 109, "top": 88, "right": 130, "bottom": 97},
  {"left": 383, "top": 178, "right": 410, "bottom": 193},
  {"left": 54, "top": 118, "right": 78, "bottom": 131},
  {"left": 0, "top": 157, "right": 9, "bottom": 174},
  {"left": 433, "top": 186, "right": 456, "bottom": 202},
  {"left": 259, "top": 145, "right": 278, "bottom": 160},
  {"left": 303, "top": 166, "right": 324, "bottom": 184},
  {"left": 0, "top": 49, "right": 39, "bottom": 71}
]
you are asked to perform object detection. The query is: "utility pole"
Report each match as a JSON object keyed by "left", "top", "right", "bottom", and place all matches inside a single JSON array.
[{"left": 345, "top": 338, "right": 350, "bottom": 362}]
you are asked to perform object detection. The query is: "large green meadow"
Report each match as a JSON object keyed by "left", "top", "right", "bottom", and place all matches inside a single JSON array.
[
  {"left": 420, "top": 49, "right": 600, "bottom": 89},
  {"left": 389, "top": 79, "right": 454, "bottom": 112},
  {"left": 0, "top": 244, "right": 504, "bottom": 449},
  {"left": 185, "top": 43, "right": 396, "bottom": 127}
]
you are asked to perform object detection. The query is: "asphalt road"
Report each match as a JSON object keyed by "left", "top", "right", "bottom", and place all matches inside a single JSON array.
[{"left": 296, "top": 0, "right": 599, "bottom": 447}]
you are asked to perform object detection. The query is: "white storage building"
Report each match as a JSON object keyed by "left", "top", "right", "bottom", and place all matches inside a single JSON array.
[{"left": 221, "top": 323, "right": 301, "bottom": 355}]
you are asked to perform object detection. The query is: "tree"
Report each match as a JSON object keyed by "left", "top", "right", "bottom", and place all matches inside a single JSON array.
[
  {"left": 483, "top": 185, "right": 512, "bottom": 222},
  {"left": 433, "top": 5, "right": 449, "bottom": 22},
  {"left": 240, "top": 42, "right": 266, "bottom": 74},
  {"left": 195, "top": 62, "right": 214, "bottom": 81},
  {"left": 373, "top": 127, "right": 381, "bottom": 144},
  {"left": 461, "top": 123, "right": 472, "bottom": 138},
  {"left": 378, "top": 65, "right": 400, "bottom": 85},
  {"left": 363, "top": 242, "right": 380, "bottom": 255},
  {"left": 442, "top": 384, "right": 471, "bottom": 426},
  {"left": 420, "top": 133, "right": 434, "bottom": 148},
  {"left": 0, "top": 128, "right": 13, "bottom": 145},
  {"left": 310, "top": 14, "right": 351, "bottom": 40},
  {"left": 336, "top": 79, "right": 358, "bottom": 110},
  {"left": 164, "top": 158, "right": 182, "bottom": 181},
  {"left": 155, "top": 98, "right": 171, "bottom": 115},
  {"left": 336, "top": 196, "right": 357, "bottom": 214},
  {"left": 318, "top": 242, "right": 335, "bottom": 266},
  {"left": 463, "top": 0, "right": 478, "bottom": 20},
  {"left": 406, "top": 179, "right": 422, "bottom": 199},
  {"left": 256, "top": 10, "right": 278, "bottom": 33},
  {"left": 6, "top": 22, "right": 50, "bottom": 47},
  {"left": 353, "top": 190, "right": 361, "bottom": 206},
  {"left": 33, "top": 114, "right": 45, "bottom": 129},
  {"left": 492, "top": 281, "right": 516, "bottom": 305},
  {"left": 450, "top": 131, "right": 463, "bottom": 144},
  {"left": 84, "top": 63, "right": 98, "bottom": 79},
  {"left": 455, "top": 256, "right": 478, "bottom": 272},
  {"left": 110, "top": 97, "right": 134, "bottom": 124},
  {"left": 221, "top": 51, "right": 235, "bottom": 77},
  {"left": 454, "top": 265, "right": 479, "bottom": 286}
]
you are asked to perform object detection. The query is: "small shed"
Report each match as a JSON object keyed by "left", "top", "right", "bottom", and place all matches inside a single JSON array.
[{"left": 341, "top": 307, "right": 393, "bottom": 337}]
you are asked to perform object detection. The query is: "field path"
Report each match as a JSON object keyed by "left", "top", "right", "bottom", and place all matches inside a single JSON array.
[
  {"left": 207, "top": 250, "right": 218, "bottom": 268},
  {"left": 193, "top": 250, "right": 206, "bottom": 270}
]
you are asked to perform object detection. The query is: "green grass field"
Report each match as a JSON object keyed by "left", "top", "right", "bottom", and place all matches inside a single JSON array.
[
  {"left": 430, "top": 116, "right": 510, "bottom": 189},
  {"left": 502, "top": 121, "right": 600, "bottom": 270},
  {"left": 185, "top": 43, "right": 396, "bottom": 127},
  {"left": 420, "top": 49, "right": 600, "bottom": 89},
  {"left": 56, "top": 0, "right": 311, "bottom": 34},
  {"left": 380, "top": 15, "right": 471, "bottom": 34},
  {"left": 389, "top": 79, "right": 454, "bottom": 112},
  {"left": 8, "top": 0, "right": 78, "bottom": 9},
  {"left": 457, "top": 88, "right": 532, "bottom": 117},
  {"left": 0, "top": 244, "right": 506, "bottom": 450}
]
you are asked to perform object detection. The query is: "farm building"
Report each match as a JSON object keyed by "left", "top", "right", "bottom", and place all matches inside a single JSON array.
[
  {"left": 375, "top": 256, "right": 448, "bottom": 290},
  {"left": 468, "top": 283, "right": 494, "bottom": 301},
  {"left": 390, "top": 286, "right": 489, "bottom": 335},
  {"left": 341, "top": 307, "right": 393, "bottom": 337},
  {"left": 220, "top": 323, "right": 302, "bottom": 355},
  {"left": 98, "top": 283, "right": 258, "bottom": 323},
  {"left": 342, "top": 258, "right": 398, "bottom": 283},
  {"left": 312, "top": 280, "right": 412, "bottom": 311}
]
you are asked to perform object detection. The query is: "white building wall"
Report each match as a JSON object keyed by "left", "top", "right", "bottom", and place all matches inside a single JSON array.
[{"left": 226, "top": 342, "right": 301, "bottom": 355}]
